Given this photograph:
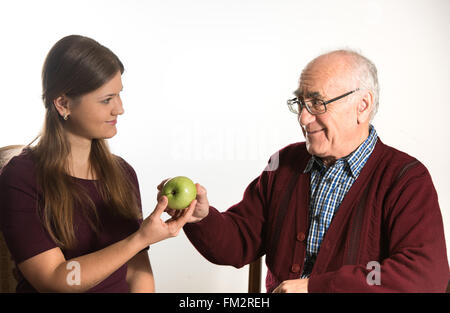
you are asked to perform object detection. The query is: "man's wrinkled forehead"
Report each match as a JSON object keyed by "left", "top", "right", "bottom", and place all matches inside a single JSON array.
[
  {"left": 296, "top": 56, "right": 349, "bottom": 98},
  {"left": 295, "top": 69, "right": 327, "bottom": 99}
]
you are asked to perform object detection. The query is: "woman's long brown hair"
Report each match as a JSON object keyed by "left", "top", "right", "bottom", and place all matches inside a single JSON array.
[{"left": 30, "top": 35, "right": 140, "bottom": 249}]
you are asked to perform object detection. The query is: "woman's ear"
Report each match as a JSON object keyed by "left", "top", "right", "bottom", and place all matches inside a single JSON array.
[
  {"left": 53, "top": 95, "right": 71, "bottom": 118},
  {"left": 356, "top": 90, "right": 374, "bottom": 124}
]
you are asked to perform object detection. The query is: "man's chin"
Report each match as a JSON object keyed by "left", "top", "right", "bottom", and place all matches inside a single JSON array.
[{"left": 305, "top": 142, "right": 326, "bottom": 158}]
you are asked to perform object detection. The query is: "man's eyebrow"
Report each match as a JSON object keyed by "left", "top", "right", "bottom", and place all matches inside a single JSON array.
[
  {"left": 304, "top": 91, "right": 323, "bottom": 99},
  {"left": 294, "top": 90, "right": 323, "bottom": 99}
]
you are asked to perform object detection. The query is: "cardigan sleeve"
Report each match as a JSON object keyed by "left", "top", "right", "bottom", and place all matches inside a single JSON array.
[
  {"left": 183, "top": 173, "right": 269, "bottom": 268},
  {"left": 308, "top": 163, "right": 449, "bottom": 292}
]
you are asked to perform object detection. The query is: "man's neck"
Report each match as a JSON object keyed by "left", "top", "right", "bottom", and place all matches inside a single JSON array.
[{"left": 321, "top": 125, "right": 370, "bottom": 167}]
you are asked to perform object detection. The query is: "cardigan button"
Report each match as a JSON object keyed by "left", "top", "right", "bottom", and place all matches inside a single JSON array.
[
  {"left": 296, "top": 232, "right": 306, "bottom": 242},
  {"left": 290, "top": 264, "right": 301, "bottom": 273}
]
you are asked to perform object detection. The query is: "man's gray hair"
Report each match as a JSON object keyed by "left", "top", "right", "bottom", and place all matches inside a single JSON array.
[{"left": 334, "top": 49, "right": 380, "bottom": 120}]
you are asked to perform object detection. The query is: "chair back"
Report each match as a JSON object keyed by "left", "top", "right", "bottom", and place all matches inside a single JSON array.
[
  {"left": 248, "top": 257, "right": 262, "bottom": 293},
  {"left": 0, "top": 145, "right": 25, "bottom": 293}
]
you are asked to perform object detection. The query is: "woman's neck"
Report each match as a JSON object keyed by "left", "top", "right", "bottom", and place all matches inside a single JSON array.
[{"left": 66, "top": 132, "right": 95, "bottom": 180}]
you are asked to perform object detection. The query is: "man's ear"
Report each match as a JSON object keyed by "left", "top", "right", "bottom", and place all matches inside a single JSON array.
[
  {"left": 53, "top": 95, "right": 71, "bottom": 118},
  {"left": 356, "top": 90, "right": 374, "bottom": 124}
]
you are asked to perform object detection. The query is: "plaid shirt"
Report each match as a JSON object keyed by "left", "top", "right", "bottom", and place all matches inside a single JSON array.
[{"left": 301, "top": 125, "right": 378, "bottom": 278}]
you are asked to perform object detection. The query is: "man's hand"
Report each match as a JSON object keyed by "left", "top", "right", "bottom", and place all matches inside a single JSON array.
[
  {"left": 157, "top": 179, "right": 210, "bottom": 223},
  {"left": 272, "top": 278, "right": 309, "bottom": 293}
]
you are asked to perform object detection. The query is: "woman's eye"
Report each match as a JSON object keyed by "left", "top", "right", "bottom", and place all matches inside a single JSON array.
[{"left": 102, "top": 98, "right": 112, "bottom": 104}]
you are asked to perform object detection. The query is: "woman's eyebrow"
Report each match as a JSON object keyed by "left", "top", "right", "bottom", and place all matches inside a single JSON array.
[{"left": 99, "top": 87, "right": 123, "bottom": 99}]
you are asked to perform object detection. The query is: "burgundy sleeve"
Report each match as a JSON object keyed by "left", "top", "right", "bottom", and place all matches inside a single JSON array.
[
  {"left": 0, "top": 157, "right": 58, "bottom": 264},
  {"left": 308, "top": 164, "right": 449, "bottom": 293},
  {"left": 183, "top": 174, "right": 268, "bottom": 268}
]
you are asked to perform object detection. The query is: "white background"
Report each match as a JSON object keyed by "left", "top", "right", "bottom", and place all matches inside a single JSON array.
[{"left": 0, "top": 0, "right": 448, "bottom": 292}]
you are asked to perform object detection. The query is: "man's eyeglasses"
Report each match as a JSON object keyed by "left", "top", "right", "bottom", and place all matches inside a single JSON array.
[{"left": 287, "top": 88, "right": 360, "bottom": 115}]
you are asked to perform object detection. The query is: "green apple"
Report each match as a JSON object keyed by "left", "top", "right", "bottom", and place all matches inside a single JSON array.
[{"left": 162, "top": 176, "right": 197, "bottom": 210}]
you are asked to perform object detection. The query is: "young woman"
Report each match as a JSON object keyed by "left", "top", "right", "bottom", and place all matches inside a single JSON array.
[{"left": 0, "top": 35, "right": 196, "bottom": 292}]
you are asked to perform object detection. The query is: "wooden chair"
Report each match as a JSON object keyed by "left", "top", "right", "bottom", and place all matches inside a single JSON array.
[
  {"left": 0, "top": 145, "right": 25, "bottom": 293},
  {"left": 248, "top": 257, "right": 262, "bottom": 293}
]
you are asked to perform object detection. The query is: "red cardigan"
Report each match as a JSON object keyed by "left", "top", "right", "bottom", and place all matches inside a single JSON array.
[{"left": 184, "top": 139, "right": 449, "bottom": 292}]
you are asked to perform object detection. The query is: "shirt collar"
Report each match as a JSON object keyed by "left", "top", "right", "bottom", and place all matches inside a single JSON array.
[
  {"left": 303, "top": 124, "right": 378, "bottom": 177},
  {"left": 304, "top": 157, "right": 314, "bottom": 173}
]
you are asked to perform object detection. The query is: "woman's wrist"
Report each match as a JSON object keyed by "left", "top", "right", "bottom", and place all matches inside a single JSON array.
[{"left": 128, "top": 229, "right": 151, "bottom": 252}]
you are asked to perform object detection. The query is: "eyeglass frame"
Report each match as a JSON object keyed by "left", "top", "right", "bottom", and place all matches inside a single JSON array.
[{"left": 287, "top": 88, "right": 360, "bottom": 115}]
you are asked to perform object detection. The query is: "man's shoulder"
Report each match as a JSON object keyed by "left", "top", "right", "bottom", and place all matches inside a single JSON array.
[
  {"left": 375, "top": 139, "right": 430, "bottom": 181},
  {"left": 263, "top": 142, "right": 309, "bottom": 173},
  {"left": 277, "top": 142, "right": 309, "bottom": 159}
]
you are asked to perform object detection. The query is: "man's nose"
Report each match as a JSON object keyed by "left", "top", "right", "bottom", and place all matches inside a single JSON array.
[{"left": 298, "top": 106, "right": 316, "bottom": 127}]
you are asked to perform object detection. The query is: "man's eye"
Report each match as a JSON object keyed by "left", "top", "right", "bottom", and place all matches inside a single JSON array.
[{"left": 311, "top": 99, "right": 322, "bottom": 106}]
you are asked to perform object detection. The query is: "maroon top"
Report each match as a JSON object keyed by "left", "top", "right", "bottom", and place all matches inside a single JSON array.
[
  {"left": 0, "top": 148, "right": 144, "bottom": 293},
  {"left": 184, "top": 138, "right": 449, "bottom": 292}
]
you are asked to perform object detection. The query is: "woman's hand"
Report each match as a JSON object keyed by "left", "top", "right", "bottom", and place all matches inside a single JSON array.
[
  {"left": 137, "top": 195, "right": 196, "bottom": 247},
  {"left": 157, "top": 179, "right": 210, "bottom": 223}
]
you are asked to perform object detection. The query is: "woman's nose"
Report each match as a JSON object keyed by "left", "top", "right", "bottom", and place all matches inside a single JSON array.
[{"left": 112, "top": 96, "right": 124, "bottom": 116}]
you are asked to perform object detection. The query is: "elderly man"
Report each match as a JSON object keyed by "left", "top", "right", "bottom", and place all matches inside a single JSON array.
[{"left": 164, "top": 50, "right": 449, "bottom": 292}]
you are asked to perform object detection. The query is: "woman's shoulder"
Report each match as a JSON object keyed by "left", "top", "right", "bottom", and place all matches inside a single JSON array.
[
  {"left": 0, "top": 147, "right": 37, "bottom": 184},
  {"left": 113, "top": 155, "right": 138, "bottom": 180},
  {"left": 0, "top": 147, "right": 39, "bottom": 199}
]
